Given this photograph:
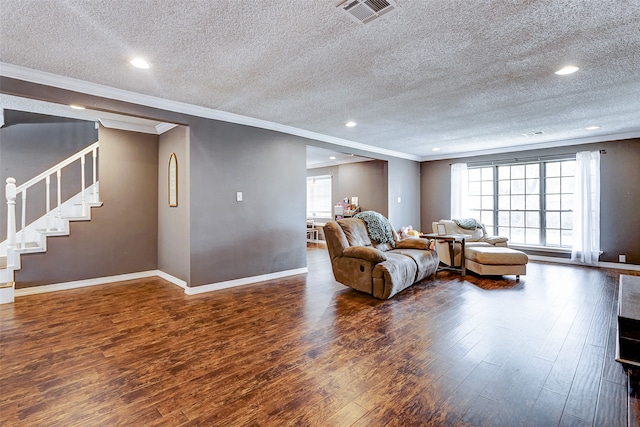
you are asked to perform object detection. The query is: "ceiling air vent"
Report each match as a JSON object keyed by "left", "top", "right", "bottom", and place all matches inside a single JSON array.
[
  {"left": 336, "top": 0, "right": 399, "bottom": 25},
  {"left": 522, "top": 131, "right": 545, "bottom": 137}
]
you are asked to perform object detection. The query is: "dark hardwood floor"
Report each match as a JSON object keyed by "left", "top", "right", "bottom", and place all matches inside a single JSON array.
[{"left": 1, "top": 244, "right": 638, "bottom": 426}]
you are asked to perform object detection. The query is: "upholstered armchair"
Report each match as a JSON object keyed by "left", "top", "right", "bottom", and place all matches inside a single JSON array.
[{"left": 431, "top": 219, "right": 508, "bottom": 268}]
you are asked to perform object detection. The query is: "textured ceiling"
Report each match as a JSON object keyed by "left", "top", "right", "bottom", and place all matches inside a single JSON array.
[{"left": 1, "top": 0, "right": 639, "bottom": 160}]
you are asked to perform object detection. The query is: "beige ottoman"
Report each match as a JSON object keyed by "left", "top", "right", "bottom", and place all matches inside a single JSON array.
[{"left": 465, "top": 246, "right": 528, "bottom": 279}]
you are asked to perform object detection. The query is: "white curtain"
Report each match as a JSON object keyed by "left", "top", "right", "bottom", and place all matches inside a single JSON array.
[
  {"left": 451, "top": 163, "right": 469, "bottom": 219},
  {"left": 571, "top": 151, "right": 600, "bottom": 264}
]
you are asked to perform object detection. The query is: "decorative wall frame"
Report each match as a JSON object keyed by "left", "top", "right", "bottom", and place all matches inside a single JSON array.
[{"left": 168, "top": 152, "right": 178, "bottom": 207}]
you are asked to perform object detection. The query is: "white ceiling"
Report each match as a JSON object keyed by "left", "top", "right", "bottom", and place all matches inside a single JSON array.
[
  {"left": 1, "top": 1, "right": 639, "bottom": 161},
  {"left": 306, "top": 145, "right": 372, "bottom": 169}
]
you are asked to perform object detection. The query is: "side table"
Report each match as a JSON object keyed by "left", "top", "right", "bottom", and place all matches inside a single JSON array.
[
  {"left": 421, "top": 233, "right": 472, "bottom": 276},
  {"left": 617, "top": 274, "right": 640, "bottom": 367}
]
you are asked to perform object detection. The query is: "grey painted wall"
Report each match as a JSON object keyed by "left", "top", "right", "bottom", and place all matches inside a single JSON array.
[
  {"left": 388, "top": 157, "right": 421, "bottom": 231},
  {"left": 0, "top": 111, "right": 97, "bottom": 241},
  {"left": 188, "top": 118, "right": 307, "bottom": 287},
  {"left": 14, "top": 126, "right": 159, "bottom": 287},
  {"left": 158, "top": 126, "right": 190, "bottom": 283},
  {"left": 337, "top": 160, "right": 388, "bottom": 218},
  {"left": 420, "top": 138, "right": 640, "bottom": 264},
  {"left": 308, "top": 160, "right": 388, "bottom": 219}
]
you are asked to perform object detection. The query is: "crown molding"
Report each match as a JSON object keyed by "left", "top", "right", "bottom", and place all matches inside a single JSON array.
[
  {"left": 0, "top": 62, "right": 420, "bottom": 161},
  {"left": 155, "top": 122, "right": 178, "bottom": 134},
  {"left": 98, "top": 118, "right": 160, "bottom": 135},
  {"left": 420, "top": 130, "right": 640, "bottom": 162}
]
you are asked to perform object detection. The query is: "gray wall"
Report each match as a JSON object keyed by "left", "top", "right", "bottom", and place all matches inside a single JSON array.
[
  {"left": 15, "top": 126, "right": 159, "bottom": 287},
  {"left": 188, "top": 119, "right": 307, "bottom": 287},
  {"left": 308, "top": 160, "right": 388, "bottom": 219},
  {"left": 420, "top": 138, "right": 640, "bottom": 264},
  {"left": 0, "top": 111, "right": 98, "bottom": 241},
  {"left": 158, "top": 126, "right": 190, "bottom": 283},
  {"left": 388, "top": 157, "right": 421, "bottom": 231}
]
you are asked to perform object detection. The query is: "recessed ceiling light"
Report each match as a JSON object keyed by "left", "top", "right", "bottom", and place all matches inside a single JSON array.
[
  {"left": 345, "top": 121, "right": 357, "bottom": 128},
  {"left": 554, "top": 65, "right": 579, "bottom": 75},
  {"left": 585, "top": 125, "right": 601, "bottom": 130},
  {"left": 432, "top": 147, "right": 441, "bottom": 151},
  {"left": 130, "top": 57, "right": 151, "bottom": 69},
  {"left": 69, "top": 104, "right": 85, "bottom": 110},
  {"left": 329, "top": 156, "right": 337, "bottom": 160}
]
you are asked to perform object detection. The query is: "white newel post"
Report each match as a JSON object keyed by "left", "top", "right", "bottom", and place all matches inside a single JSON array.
[
  {"left": 6, "top": 177, "right": 17, "bottom": 250},
  {"left": 2, "top": 178, "right": 17, "bottom": 303}
]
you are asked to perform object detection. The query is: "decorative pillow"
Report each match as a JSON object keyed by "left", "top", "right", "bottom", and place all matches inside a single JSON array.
[
  {"left": 480, "top": 236, "right": 509, "bottom": 245},
  {"left": 395, "top": 238, "right": 433, "bottom": 251}
]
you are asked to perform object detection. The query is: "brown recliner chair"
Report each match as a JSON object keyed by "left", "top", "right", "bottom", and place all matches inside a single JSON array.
[{"left": 324, "top": 217, "right": 439, "bottom": 299}]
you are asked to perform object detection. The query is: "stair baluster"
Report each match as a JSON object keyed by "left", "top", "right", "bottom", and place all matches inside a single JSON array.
[
  {"left": 45, "top": 175, "right": 51, "bottom": 232},
  {"left": 56, "top": 169, "right": 62, "bottom": 229},
  {"left": 5, "top": 178, "right": 16, "bottom": 252},
  {"left": 81, "top": 154, "right": 86, "bottom": 217},
  {"left": 21, "top": 189, "right": 26, "bottom": 249},
  {"left": 93, "top": 147, "right": 98, "bottom": 203}
]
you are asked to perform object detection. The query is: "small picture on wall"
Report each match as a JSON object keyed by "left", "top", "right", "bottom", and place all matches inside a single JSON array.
[{"left": 437, "top": 224, "right": 447, "bottom": 235}]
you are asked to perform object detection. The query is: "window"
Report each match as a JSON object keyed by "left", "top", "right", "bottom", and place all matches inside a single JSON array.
[
  {"left": 306, "top": 175, "right": 332, "bottom": 219},
  {"left": 468, "top": 159, "right": 576, "bottom": 248}
]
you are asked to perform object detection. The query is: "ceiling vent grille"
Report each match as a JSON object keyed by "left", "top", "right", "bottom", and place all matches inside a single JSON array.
[
  {"left": 336, "top": 0, "right": 399, "bottom": 24},
  {"left": 522, "top": 131, "right": 546, "bottom": 137}
]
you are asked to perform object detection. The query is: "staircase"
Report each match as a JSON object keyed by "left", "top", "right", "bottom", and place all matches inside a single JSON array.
[{"left": 1, "top": 142, "right": 101, "bottom": 303}]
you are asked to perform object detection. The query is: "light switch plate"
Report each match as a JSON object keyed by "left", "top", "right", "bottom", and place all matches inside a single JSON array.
[{"left": 236, "top": 191, "right": 243, "bottom": 202}]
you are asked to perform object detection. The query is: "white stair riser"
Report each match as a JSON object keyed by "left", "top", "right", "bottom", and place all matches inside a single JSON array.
[{"left": 0, "top": 184, "right": 101, "bottom": 300}]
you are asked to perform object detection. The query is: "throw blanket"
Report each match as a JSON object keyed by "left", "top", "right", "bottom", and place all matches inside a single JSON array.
[
  {"left": 454, "top": 218, "right": 487, "bottom": 234},
  {"left": 355, "top": 211, "right": 395, "bottom": 248}
]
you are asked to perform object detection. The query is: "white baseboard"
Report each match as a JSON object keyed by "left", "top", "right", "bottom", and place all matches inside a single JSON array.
[
  {"left": 12, "top": 267, "right": 308, "bottom": 298},
  {"left": 184, "top": 267, "right": 309, "bottom": 295},
  {"left": 528, "top": 255, "right": 640, "bottom": 271},
  {"left": 156, "top": 270, "right": 188, "bottom": 290},
  {"left": 15, "top": 270, "right": 159, "bottom": 297}
]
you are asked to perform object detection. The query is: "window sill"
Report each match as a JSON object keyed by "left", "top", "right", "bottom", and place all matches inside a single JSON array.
[{"left": 508, "top": 244, "right": 571, "bottom": 254}]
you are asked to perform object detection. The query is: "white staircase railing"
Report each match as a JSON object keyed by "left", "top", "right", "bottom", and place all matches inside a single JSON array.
[{"left": 5, "top": 141, "right": 99, "bottom": 251}]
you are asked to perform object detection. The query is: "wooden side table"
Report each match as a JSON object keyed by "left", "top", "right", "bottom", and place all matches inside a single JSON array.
[{"left": 421, "top": 233, "right": 472, "bottom": 276}]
